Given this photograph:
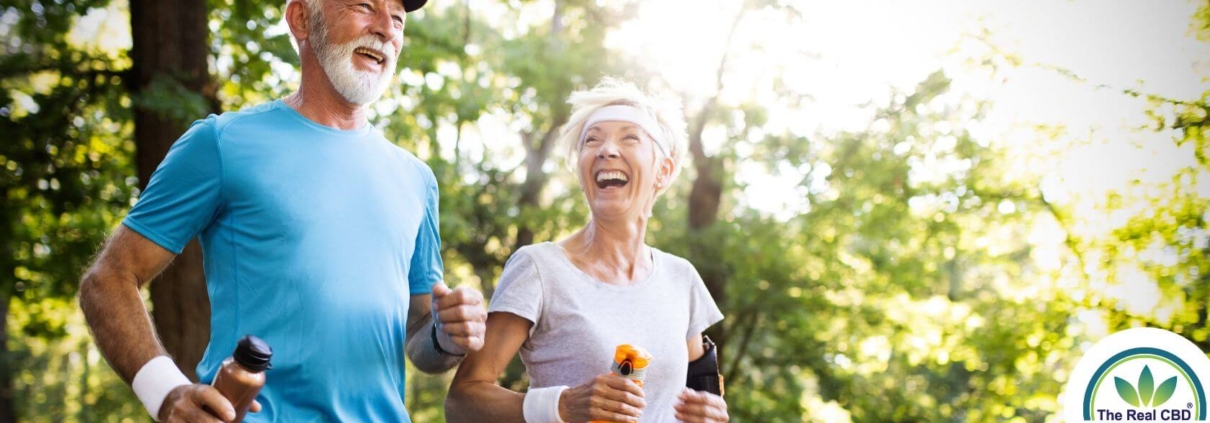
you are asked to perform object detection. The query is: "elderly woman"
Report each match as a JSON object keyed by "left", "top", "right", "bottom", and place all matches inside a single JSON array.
[{"left": 446, "top": 78, "right": 728, "bottom": 423}]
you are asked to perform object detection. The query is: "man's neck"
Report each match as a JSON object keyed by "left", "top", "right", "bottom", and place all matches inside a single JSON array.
[{"left": 285, "top": 56, "right": 369, "bottom": 131}]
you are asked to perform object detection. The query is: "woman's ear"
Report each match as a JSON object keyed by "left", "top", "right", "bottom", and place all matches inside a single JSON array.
[{"left": 656, "top": 155, "right": 675, "bottom": 189}]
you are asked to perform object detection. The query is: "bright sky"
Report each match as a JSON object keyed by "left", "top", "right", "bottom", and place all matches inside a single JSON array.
[
  {"left": 447, "top": 1, "right": 1210, "bottom": 332},
  {"left": 48, "top": 0, "right": 1210, "bottom": 195},
  {"left": 609, "top": 0, "right": 1210, "bottom": 223}
]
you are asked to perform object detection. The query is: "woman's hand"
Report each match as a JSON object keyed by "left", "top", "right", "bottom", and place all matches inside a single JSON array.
[
  {"left": 558, "top": 373, "right": 646, "bottom": 422},
  {"left": 674, "top": 388, "right": 728, "bottom": 423}
]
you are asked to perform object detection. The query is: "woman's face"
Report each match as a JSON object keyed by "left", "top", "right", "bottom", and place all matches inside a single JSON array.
[{"left": 577, "top": 120, "right": 672, "bottom": 221}]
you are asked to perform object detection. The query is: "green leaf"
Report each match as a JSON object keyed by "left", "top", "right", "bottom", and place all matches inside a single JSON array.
[
  {"left": 1153, "top": 377, "right": 1178, "bottom": 407},
  {"left": 1140, "top": 365, "right": 1155, "bottom": 406},
  {"left": 1117, "top": 377, "right": 1141, "bottom": 407}
]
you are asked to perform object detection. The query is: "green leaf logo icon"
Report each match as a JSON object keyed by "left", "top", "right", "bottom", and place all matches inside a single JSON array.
[
  {"left": 1117, "top": 376, "right": 1141, "bottom": 407},
  {"left": 1115, "top": 365, "right": 1180, "bottom": 407},
  {"left": 1153, "top": 376, "right": 1178, "bottom": 407},
  {"left": 1139, "top": 366, "right": 1154, "bottom": 406}
]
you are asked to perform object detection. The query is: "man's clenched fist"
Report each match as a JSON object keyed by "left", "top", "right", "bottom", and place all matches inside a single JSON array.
[
  {"left": 430, "top": 282, "right": 487, "bottom": 355},
  {"left": 159, "top": 384, "right": 262, "bottom": 423}
]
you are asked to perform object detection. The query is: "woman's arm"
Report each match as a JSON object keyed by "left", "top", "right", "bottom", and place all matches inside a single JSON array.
[
  {"left": 678, "top": 331, "right": 729, "bottom": 422},
  {"left": 446, "top": 312, "right": 532, "bottom": 423},
  {"left": 447, "top": 312, "right": 648, "bottom": 423},
  {"left": 687, "top": 332, "right": 706, "bottom": 361}
]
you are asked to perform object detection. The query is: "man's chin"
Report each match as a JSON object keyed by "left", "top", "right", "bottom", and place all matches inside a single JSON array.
[
  {"left": 342, "top": 93, "right": 381, "bottom": 107},
  {"left": 347, "top": 55, "right": 395, "bottom": 75},
  {"left": 332, "top": 75, "right": 390, "bottom": 106}
]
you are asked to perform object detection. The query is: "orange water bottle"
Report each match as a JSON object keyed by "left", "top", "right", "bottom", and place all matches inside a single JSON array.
[{"left": 591, "top": 344, "right": 651, "bottom": 423}]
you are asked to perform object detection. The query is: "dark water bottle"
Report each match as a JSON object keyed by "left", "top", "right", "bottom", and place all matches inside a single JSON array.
[{"left": 211, "top": 335, "right": 271, "bottom": 423}]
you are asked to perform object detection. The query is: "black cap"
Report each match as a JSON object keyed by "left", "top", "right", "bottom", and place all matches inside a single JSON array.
[
  {"left": 233, "top": 335, "right": 273, "bottom": 372},
  {"left": 403, "top": 0, "right": 426, "bottom": 12}
]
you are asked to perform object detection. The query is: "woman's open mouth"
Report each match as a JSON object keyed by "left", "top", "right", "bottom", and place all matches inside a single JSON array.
[{"left": 595, "top": 170, "right": 629, "bottom": 189}]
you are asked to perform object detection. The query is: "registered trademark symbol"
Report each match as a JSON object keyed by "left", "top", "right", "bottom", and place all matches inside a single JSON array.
[{"left": 1189, "top": 402, "right": 1194, "bottom": 409}]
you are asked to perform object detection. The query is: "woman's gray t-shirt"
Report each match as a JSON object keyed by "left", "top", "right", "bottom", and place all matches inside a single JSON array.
[{"left": 488, "top": 242, "right": 724, "bottom": 423}]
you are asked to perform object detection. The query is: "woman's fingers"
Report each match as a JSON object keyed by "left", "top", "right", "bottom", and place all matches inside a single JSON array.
[
  {"left": 562, "top": 374, "right": 648, "bottom": 422},
  {"left": 675, "top": 388, "right": 729, "bottom": 423},
  {"left": 601, "top": 373, "right": 645, "bottom": 399},
  {"left": 590, "top": 395, "right": 643, "bottom": 419}
]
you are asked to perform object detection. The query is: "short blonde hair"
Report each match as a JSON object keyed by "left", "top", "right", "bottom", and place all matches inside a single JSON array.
[{"left": 559, "top": 77, "right": 688, "bottom": 195}]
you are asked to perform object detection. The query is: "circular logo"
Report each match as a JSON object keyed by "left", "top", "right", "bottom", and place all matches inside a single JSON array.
[{"left": 1064, "top": 328, "right": 1210, "bottom": 422}]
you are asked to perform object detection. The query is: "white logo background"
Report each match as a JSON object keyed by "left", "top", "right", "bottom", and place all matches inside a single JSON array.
[{"left": 1063, "top": 328, "right": 1210, "bottom": 422}]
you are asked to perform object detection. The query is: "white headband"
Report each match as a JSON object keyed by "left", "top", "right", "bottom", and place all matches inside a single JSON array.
[{"left": 578, "top": 105, "right": 670, "bottom": 158}]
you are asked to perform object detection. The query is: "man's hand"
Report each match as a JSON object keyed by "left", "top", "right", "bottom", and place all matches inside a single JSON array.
[
  {"left": 674, "top": 388, "right": 729, "bottom": 423},
  {"left": 158, "top": 384, "right": 263, "bottom": 423},
  {"left": 431, "top": 282, "right": 487, "bottom": 355}
]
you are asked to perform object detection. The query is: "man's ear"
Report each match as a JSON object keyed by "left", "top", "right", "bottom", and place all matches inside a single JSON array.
[{"left": 285, "top": 0, "right": 312, "bottom": 45}]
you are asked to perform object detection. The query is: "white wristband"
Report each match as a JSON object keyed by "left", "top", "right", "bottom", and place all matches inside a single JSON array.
[
  {"left": 523, "top": 385, "right": 568, "bottom": 423},
  {"left": 132, "top": 356, "right": 191, "bottom": 421}
]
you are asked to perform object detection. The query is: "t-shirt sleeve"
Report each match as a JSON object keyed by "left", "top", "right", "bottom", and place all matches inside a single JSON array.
[
  {"left": 408, "top": 164, "right": 444, "bottom": 295},
  {"left": 488, "top": 250, "right": 543, "bottom": 328},
  {"left": 687, "top": 266, "right": 724, "bottom": 340},
  {"left": 121, "top": 117, "right": 224, "bottom": 254}
]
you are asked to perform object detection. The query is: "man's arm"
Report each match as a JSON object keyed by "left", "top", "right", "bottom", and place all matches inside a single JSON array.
[
  {"left": 80, "top": 226, "right": 238, "bottom": 422},
  {"left": 80, "top": 225, "right": 176, "bottom": 382},
  {"left": 405, "top": 282, "right": 486, "bottom": 374},
  {"left": 404, "top": 292, "right": 461, "bottom": 374}
]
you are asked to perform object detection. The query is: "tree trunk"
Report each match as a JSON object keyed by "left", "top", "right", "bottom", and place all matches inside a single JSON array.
[
  {"left": 514, "top": 121, "right": 565, "bottom": 251},
  {"left": 684, "top": 1, "right": 746, "bottom": 369},
  {"left": 129, "top": 0, "right": 216, "bottom": 381},
  {"left": 513, "top": 0, "right": 569, "bottom": 254},
  {"left": 148, "top": 241, "right": 211, "bottom": 381},
  {"left": 686, "top": 113, "right": 727, "bottom": 354},
  {"left": 0, "top": 295, "right": 13, "bottom": 423},
  {"left": 0, "top": 187, "right": 15, "bottom": 423}
]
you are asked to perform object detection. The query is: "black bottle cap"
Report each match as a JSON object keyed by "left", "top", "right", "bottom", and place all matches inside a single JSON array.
[{"left": 233, "top": 335, "right": 272, "bottom": 372}]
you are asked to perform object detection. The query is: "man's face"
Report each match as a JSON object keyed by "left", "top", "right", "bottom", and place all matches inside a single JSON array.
[{"left": 307, "top": 0, "right": 406, "bottom": 105}]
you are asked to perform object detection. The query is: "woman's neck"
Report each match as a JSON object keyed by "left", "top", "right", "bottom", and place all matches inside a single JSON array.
[{"left": 559, "top": 217, "right": 652, "bottom": 285}]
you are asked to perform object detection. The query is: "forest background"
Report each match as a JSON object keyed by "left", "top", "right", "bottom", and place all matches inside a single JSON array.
[{"left": 2, "top": 0, "right": 1210, "bottom": 421}]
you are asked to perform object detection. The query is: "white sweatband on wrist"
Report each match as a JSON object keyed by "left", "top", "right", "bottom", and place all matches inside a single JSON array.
[
  {"left": 132, "top": 356, "right": 191, "bottom": 421},
  {"left": 523, "top": 385, "right": 568, "bottom": 423}
]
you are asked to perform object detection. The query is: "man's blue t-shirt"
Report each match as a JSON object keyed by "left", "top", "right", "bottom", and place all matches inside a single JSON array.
[{"left": 123, "top": 100, "right": 442, "bottom": 422}]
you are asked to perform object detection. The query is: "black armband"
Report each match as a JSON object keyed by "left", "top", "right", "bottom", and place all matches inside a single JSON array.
[{"left": 686, "top": 335, "right": 724, "bottom": 396}]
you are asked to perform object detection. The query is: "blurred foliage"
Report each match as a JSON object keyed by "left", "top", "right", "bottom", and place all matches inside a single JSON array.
[{"left": 1, "top": 0, "right": 1208, "bottom": 422}]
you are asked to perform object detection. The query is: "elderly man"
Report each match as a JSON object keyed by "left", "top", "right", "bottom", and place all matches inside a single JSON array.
[{"left": 78, "top": 0, "right": 487, "bottom": 421}]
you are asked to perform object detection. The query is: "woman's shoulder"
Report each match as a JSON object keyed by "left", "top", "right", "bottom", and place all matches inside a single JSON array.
[
  {"left": 652, "top": 247, "right": 701, "bottom": 278},
  {"left": 506, "top": 242, "right": 562, "bottom": 268}
]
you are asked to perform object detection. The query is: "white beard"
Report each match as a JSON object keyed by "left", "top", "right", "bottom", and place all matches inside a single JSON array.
[{"left": 310, "top": 12, "right": 395, "bottom": 105}]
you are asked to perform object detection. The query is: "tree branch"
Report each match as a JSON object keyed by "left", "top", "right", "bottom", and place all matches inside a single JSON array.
[{"left": 724, "top": 306, "right": 761, "bottom": 384}]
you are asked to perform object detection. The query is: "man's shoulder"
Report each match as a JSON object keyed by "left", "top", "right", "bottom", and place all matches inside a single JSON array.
[
  {"left": 181, "top": 101, "right": 283, "bottom": 144},
  {"left": 382, "top": 143, "right": 437, "bottom": 186},
  {"left": 209, "top": 101, "right": 284, "bottom": 132}
]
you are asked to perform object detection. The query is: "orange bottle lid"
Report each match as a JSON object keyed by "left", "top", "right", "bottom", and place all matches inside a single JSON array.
[{"left": 612, "top": 344, "right": 652, "bottom": 379}]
